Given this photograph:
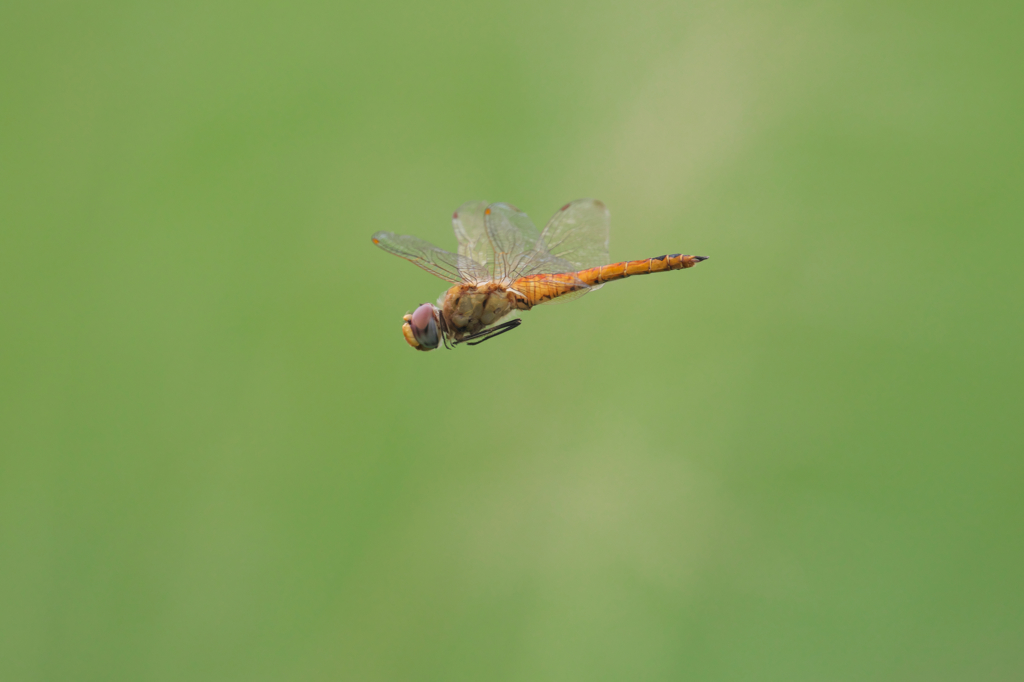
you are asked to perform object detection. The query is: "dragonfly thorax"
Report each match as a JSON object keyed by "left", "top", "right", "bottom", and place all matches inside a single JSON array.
[{"left": 441, "top": 282, "right": 527, "bottom": 341}]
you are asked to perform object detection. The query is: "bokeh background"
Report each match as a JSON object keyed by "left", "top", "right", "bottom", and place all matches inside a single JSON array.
[{"left": 2, "top": 1, "right": 1022, "bottom": 680}]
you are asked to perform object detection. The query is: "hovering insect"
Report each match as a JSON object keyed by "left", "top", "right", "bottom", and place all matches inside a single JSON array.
[{"left": 371, "top": 199, "right": 708, "bottom": 351}]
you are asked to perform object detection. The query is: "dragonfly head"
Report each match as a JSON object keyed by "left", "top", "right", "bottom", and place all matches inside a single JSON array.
[{"left": 402, "top": 303, "right": 442, "bottom": 351}]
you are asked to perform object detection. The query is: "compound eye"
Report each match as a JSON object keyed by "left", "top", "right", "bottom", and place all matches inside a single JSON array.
[{"left": 410, "top": 303, "right": 439, "bottom": 349}]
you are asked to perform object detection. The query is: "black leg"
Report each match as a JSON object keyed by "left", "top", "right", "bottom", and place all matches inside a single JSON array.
[
  {"left": 457, "top": 319, "right": 521, "bottom": 342},
  {"left": 465, "top": 319, "right": 522, "bottom": 346},
  {"left": 455, "top": 319, "right": 522, "bottom": 346}
]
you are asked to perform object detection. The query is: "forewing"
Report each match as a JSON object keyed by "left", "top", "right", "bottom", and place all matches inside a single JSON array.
[
  {"left": 539, "top": 199, "right": 611, "bottom": 271},
  {"left": 451, "top": 201, "right": 496, "bottom": 279},
  {"left": 372, "top": 231, "right": 487, "bottom": 283},
  {"left": 484, "top": 203, "right": 544, "bottom": 284},
  {"left": 514, "top": 250, "right": 578, "bottom": 277}
]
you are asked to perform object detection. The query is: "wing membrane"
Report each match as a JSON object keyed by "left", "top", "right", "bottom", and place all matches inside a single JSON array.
[
  {"left": 484, "top": 203, "right": 544, "bottom": 284},
  {"left": 539, "top": 199, "right": 610, "bottom": 271},
  {"left": 514, "top": 250, "right": 578, "bottom": 277},
  {"left": 451, "top": 201, "right": 496, "bottom": 280},
  {"left": 372, "top": 231, "right": 487, "bottom": 283},
  {"left": 387, "top": 198, "right": 613, "bottom": 285},
  {"left": 483, "top": 199, "right": 613, "bottom": 281}
]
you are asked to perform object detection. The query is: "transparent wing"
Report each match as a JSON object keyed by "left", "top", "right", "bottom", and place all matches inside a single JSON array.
[
  {"left": 484, "top": 203, "right": 545, "bottom": 284},
  {"left": 514, "top": 250, "right": 579, "bottom": 277},
  {"left": 446, "top": 199, "right": 613, "bottom": 283},
  {"left": 372, "top": 231, "right": 488, "bottom": 283},
  {"left": 451, "top": 201, "right": 496, "bottom": 280},
  {"left": 538, "top": 199, "right": 611, "bottom": 271}
]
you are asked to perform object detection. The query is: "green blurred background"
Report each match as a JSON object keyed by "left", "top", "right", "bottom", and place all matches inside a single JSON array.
[{"left": 2, "top": 1, "right": 1021, "bottom": 680}]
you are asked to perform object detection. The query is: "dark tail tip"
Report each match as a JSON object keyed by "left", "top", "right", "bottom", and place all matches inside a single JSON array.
[{"left": 694, "top": 255, "right": 709, "bottom": 262}]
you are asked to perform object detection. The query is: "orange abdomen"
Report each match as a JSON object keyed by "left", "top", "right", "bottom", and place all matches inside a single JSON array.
[{"left": 512, "top": 254, "right": 707, "bottom": 308}]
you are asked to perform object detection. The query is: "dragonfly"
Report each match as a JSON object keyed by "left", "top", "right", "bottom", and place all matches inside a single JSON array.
[{"left": 371, "top": 199, "right": 708, "bottom": 351}]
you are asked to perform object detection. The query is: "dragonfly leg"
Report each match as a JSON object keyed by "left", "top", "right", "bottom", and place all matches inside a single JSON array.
[
  {"left": 456, "top": 318, "right": 521, "bottom": 344},
  {"left": 463, "top": 319, "right": 523, "bottom": 346}
]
